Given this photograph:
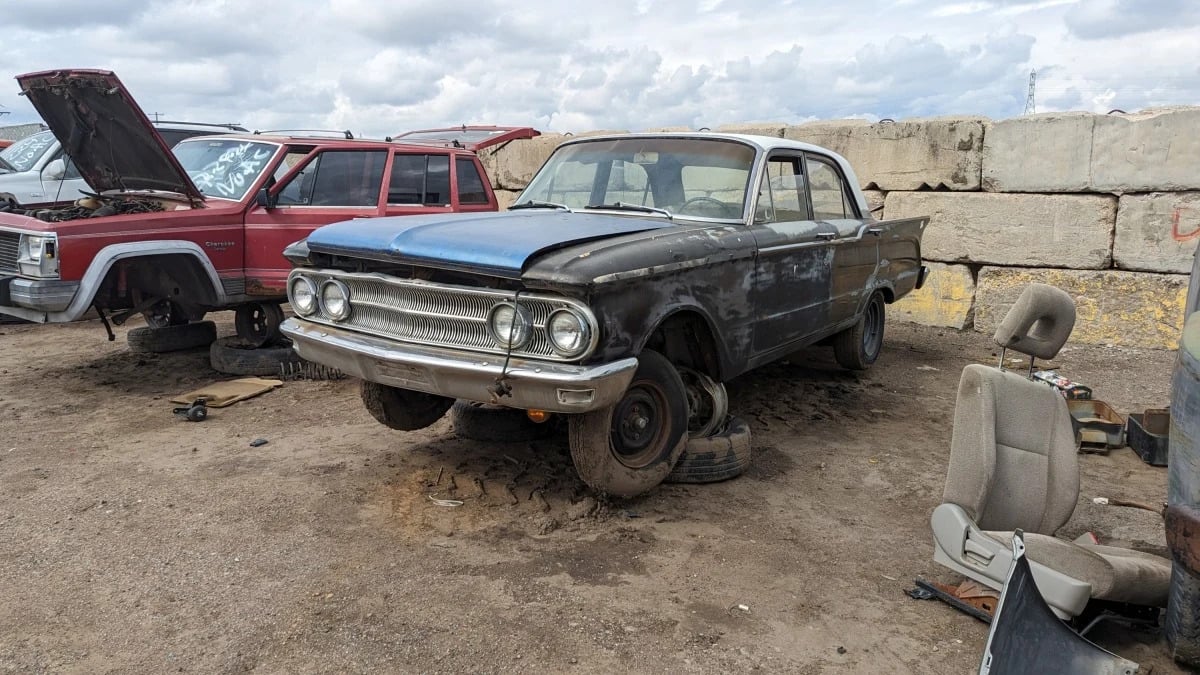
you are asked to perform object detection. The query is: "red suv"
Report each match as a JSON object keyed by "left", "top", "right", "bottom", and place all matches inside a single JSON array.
[{"left": 0, "top": 69, "right": 535, "bottom": 358}]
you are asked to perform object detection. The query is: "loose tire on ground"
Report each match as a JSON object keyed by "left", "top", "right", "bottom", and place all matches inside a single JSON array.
[
  {"left": 833, "top": 291, "right": 886, "bottom": 371},
  {"left": 568, "top": 349, "right": 689, "bottom": 498},
  {"left": 449, "top": 400, "right": 558, "bottom": 443},
  {"left": 127, "top": 320, "right": 217, "bottom": 353},
  {"left": 209, "top": 336, "right": 305, "bottom": 376},
  {"left": 666, "top": 416, "right": 753, "bottom": 484},
  {"left": 360, "top": 381, "right": 454, "bottom": 431}
]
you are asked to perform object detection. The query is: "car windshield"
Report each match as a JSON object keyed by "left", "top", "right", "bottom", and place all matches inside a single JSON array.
[
  {"left": 174, "top": 139, "right": 278, "bottom": 200},
  {"left": 515, "top": 137, "right": 756, "bottom": 221},
  {"left": 0, "top": 131, "right": 57, "bottom": 173}
]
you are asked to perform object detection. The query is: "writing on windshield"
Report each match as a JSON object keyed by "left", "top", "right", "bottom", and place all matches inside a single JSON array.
[
  {"left": 176, "top": 140, "right": 277, "bottom": 200},
  {"left": 0, "top": 132, "right": 57, "bottom": 172}
]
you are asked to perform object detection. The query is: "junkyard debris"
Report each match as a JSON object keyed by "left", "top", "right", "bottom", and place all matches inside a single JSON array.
[
  {"left": 249, "top": 438, "right": 269, "bottom": 448},
  {"left": 170, "top": 378, "right": 283, "bottom": 409}
]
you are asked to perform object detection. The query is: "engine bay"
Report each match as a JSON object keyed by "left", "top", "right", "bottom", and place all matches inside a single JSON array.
[{"left": 0, "top": 193, "right": 173, "bottom": 222}]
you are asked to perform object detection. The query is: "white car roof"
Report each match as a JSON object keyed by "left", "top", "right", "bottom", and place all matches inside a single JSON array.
[{"left": 556, "top": 131, "right": 869, "bottom": 217}]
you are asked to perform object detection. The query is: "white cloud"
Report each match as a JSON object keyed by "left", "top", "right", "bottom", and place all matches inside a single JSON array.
[{"left": 0, "top": 0, "right": 1196, "bottom": 137}]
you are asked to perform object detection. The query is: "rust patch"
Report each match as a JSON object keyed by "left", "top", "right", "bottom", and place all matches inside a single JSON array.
[{"left": 1167, "top": 504, "right": 1200, "bottom": 574}]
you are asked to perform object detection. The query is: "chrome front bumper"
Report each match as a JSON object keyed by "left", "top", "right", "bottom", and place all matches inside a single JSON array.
[
  {"left": 281, "top": 318, "right": 638, "bottom": 414},
  {"left": 0, "top": 276, "right": 80, "bottom": 321}
]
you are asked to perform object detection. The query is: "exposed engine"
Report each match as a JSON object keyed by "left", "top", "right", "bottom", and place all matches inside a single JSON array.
[{"left": 0, "top": 193, "right": 166, "bottom": 222}]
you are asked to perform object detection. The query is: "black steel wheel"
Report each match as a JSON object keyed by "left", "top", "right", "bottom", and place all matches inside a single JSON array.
[
  {"left": 833, "top": 291, "right": 886, "bottom": 371},
  {"left": 568, "top": 349, "right": 689, "bottom": 497},
  {"left": 234, "top": 302, "right": 285, "bottom": 348},
  {"left": 142, "top": 299, "right": 188, "bottom": 329}
]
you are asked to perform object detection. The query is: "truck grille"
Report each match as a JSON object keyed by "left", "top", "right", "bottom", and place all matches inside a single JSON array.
[
  {"left": 0, "top": 232, "right": 18, "bottom": 274},
  {"left": 291, "top": 270, "right": 596, "bottom": 362}
]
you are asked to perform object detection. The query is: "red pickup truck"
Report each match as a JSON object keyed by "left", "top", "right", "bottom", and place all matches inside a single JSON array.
[{"left": 0, "top": 69, "right": 535, "bottom": 360}]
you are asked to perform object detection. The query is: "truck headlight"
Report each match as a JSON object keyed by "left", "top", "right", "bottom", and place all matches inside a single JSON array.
[
  {"left": 547, "top": 308, "right": 590, "bottom": 357},
  {"left": 489, "top": 302, "right": 531, "bottom": 349},
  {"left": 17, "top": 233, "right": 60, "bottom": 279},
  {"left": 320, "top": 280, "right": 351, "bottom": 320},
  {"left": 289, "top": 275, "right": 318, "bottom": 316}
]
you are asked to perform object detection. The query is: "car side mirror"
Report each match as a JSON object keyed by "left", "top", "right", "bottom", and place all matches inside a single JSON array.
[
  {"left": 255, "top": 187, "right": 277, "bottom": 209},
  {"left": 43, "top": 158, "right": 66, "bottom": 181}
]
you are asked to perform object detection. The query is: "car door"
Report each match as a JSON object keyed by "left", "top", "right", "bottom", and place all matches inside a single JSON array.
[
  {"left": 804, "top": 153, "right": 879, "bottom": 327},
  {"left": 244, "top": 148, "right": 388, "bottom": 295},
  {"left": 383, "top": 152, "right": 454, "bottom": 216},
  {"left": 748, "top": 152, "right": 837, "bottom": 355}
]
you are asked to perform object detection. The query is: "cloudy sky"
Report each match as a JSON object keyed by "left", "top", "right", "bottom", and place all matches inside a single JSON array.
[{"left": 1, "top": 0, "right": 1197, "bottom": 137}]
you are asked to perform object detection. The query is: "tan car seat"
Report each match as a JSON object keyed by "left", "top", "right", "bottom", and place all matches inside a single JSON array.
[{"left": 930, "top": 283, "right": 1171, "bottom": 618}]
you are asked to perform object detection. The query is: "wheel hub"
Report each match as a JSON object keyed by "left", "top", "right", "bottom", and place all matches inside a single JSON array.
[{"left": 610, "top": 384, "right": 668, "bottom": 468}]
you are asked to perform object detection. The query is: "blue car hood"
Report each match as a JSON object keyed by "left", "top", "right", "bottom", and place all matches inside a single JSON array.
[{"left": 304, "top": 210, "right": 673, "bottom": 278}]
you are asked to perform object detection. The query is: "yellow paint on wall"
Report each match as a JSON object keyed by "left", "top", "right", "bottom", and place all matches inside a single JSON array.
[
  {"left": 975, "top": 267, "right": 1189, "bottom": 350},
  {"left": 892, "top": 263, "right": 976, "bottom": 329}
]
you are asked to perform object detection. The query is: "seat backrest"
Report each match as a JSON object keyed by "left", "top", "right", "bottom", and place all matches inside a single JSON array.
[{"left": 942, "top": 364, "right": 1080, "bottom": 534}]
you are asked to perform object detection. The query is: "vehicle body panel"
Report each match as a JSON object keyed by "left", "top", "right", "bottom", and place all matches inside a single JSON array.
[
  {"left": 284, "top": 133, "right": 929, "bottom": 396},
  {"left": 305, "top": 210, "right": 674, "bottom": 279},
  {"left": 16, "top": 69, "right": 202, "bottom": 199},
  {"left": 0, "top": 69, "right": 521, "bottom": 323}
]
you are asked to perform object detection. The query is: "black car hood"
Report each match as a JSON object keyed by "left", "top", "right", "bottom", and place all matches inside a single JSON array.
[
  {"left": 16, "top": 69, "right": 203, "bottom": 200},
  {"left": 305, "top": 210, "right": 674, "bottom": 279}
]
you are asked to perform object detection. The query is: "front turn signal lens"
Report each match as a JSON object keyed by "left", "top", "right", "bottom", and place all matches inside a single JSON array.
[{"left": 526, "top": 409, "right": 551, "bottom": 424}]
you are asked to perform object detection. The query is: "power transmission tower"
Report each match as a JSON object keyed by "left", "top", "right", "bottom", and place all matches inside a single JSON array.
[{"left": 1023, "top": 70, "right": 1036, "bottom": 115}]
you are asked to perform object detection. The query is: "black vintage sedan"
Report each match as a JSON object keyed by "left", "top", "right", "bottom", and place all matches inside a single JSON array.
[{"left": 281, "top": 133, "right": 928, "bottom": 496}]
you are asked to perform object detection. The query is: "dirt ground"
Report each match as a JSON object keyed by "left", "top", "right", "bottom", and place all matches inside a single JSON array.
[{"left": 0, "top": 313, "right": 1185, "bottom": 674}]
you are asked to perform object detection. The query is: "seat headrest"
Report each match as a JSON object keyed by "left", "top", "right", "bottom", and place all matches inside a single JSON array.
[{"left": 993, "top": 283, "right": 1076, "bottom": 360}]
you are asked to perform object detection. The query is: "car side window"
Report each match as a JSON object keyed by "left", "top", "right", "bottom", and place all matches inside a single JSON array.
[
  {"left": 271, "top": 149, "right": 314, "bottom": 204},
  {"left": 389, "top": 154, "right": 451, "bottom": 206},
  {"left": 455, "top": 158, "right": 489, "bottom": 205},
  {"left": 756, "top": 157, "right": 806, "bottom": 223},
  {"left": 279, "top": 150, "right": 387, "bottom": 207},
  {"left": 805, "top": 156, "right": 854, "bottom": 220}
]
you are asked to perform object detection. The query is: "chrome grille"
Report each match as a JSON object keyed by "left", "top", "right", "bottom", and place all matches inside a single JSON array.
[
  {"left": 0, "top": 232, "right": 19, "bottom": 274},
  {"left": 292, "top": 270, "right": 597, "bottom": 362}
]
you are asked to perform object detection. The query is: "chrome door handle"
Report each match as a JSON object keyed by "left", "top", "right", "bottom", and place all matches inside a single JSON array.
[
  {"left": 815, "top": 232, "right": 837, "bottom": 240},
  {"left": 867, "top": 227, "right": 883, "bottom": 236}
]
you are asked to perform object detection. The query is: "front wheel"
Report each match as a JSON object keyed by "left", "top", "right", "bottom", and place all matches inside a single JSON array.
[
  {"left": 568, "top": 349, "right": 689, "bottom": 498},
  {"left": 833, "top": 291, "right": 886, "bottom": 371}
]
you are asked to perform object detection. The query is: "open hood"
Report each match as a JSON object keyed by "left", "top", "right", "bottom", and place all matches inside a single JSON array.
[
  {"left": 390, "top": 125, "right": 539, "bottom": 152},
  {"left": 305, "top": 211, "right": 671, "bottom": 278},
  {"left": 16, "top": 69, "right": 203, "bottom": 200}
]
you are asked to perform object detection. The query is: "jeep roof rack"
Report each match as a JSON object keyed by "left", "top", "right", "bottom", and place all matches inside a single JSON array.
[
  {"left": 253, "top": 129, "right": 355, "bottom": 139},
  {"left": 153, "top": 120, "right": 248, "bottom": 132}
]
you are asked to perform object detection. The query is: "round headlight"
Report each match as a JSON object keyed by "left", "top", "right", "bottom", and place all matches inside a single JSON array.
[
  {"left": 320, "top": 280, "right": 351, "bottom": 321},
  {"left": 489, "top": 302, "right": 531, "bottom": 349},
  {"left": 547, "top": 308, "right": 590, "bottom": 357},
  {"left": 290, "top": 276, "right": 318, "bottom": 316}
]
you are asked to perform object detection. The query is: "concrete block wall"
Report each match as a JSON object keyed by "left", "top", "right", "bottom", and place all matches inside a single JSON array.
[{"left": 479, "top": 108, "right": 1200, "bottom": 350}]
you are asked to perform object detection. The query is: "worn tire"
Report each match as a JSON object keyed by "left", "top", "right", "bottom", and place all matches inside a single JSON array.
[
  {"left": 209, "top": 336, "right": 304, "bottom": 376},
  {"left": 449, "top": 400, "right": 557, "bottom": 442},
  {"left": 360, "top": 380, "right": 454, "bottom": 431},
  {"left": 568, "top": 349, "right": 689, "bottom": 498},
  {"left": 666, "top": 416, "right": 753, "bottom": 484},
  {"left": 127, "top": 320, "right": 217, "bottom": 353},
  {"left": 833, "top": 292, "right": 885, "bottom": 371}
]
